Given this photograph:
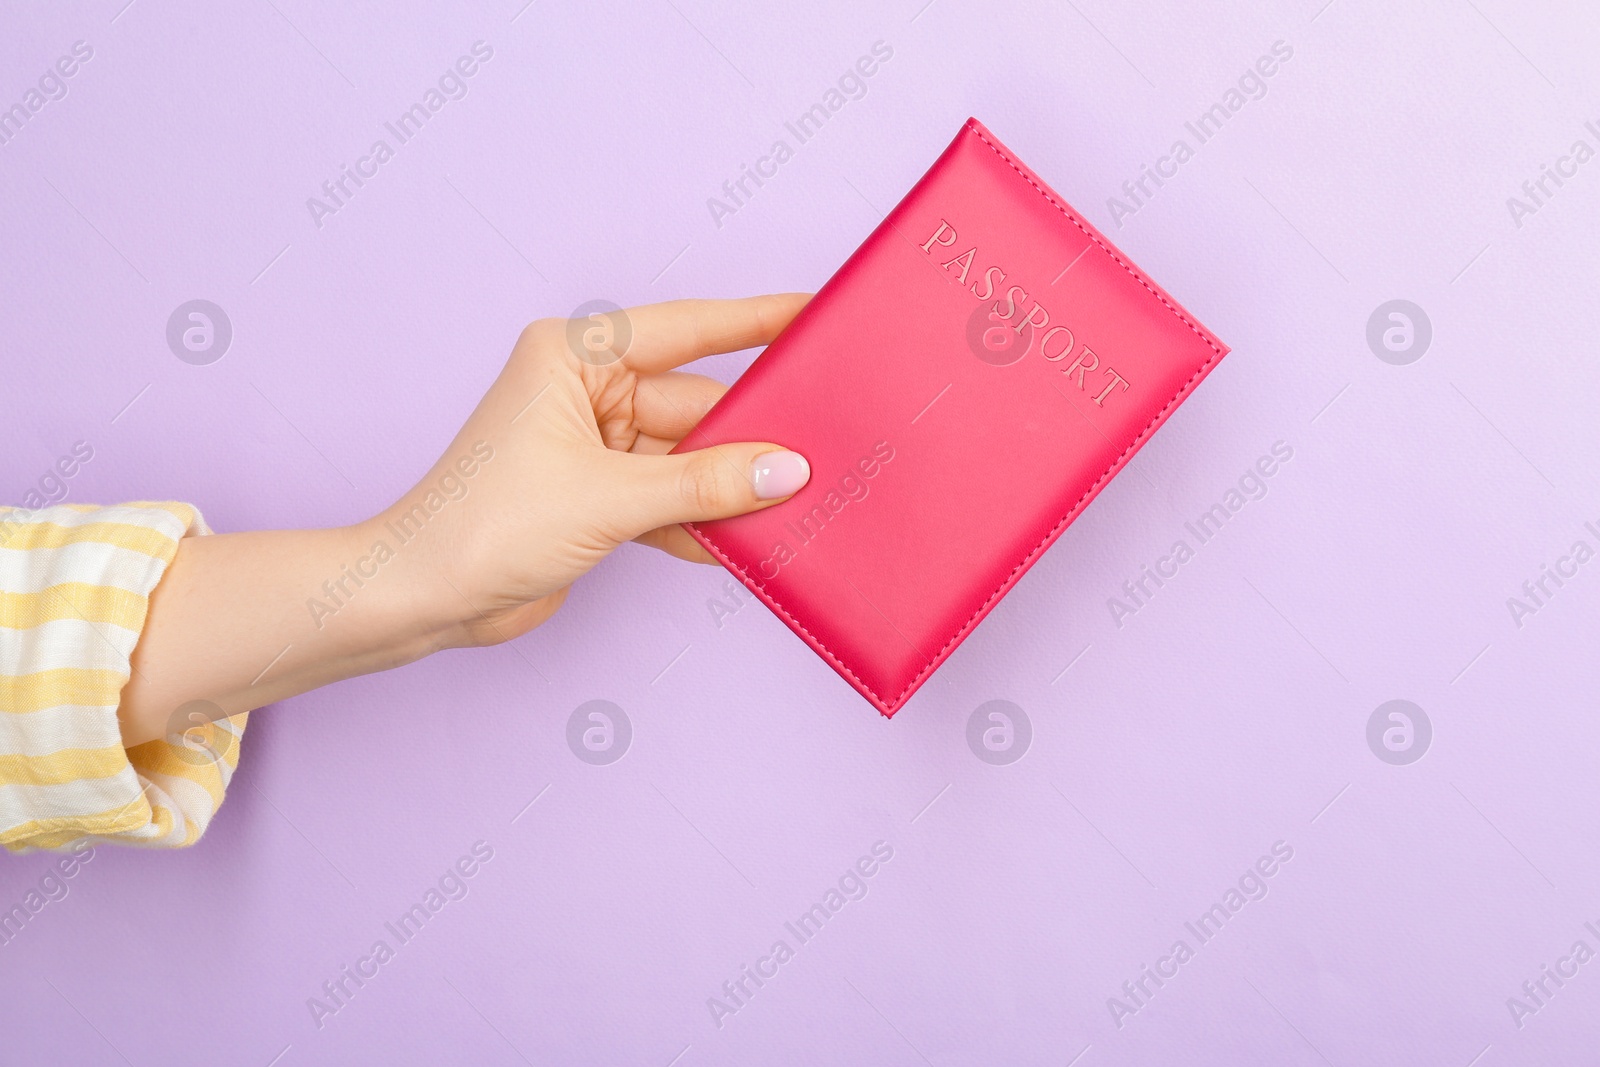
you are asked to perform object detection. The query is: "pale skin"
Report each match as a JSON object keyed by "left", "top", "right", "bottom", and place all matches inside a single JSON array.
[{"left": 115, "top": 294, "right": 813, "bottom": 748}]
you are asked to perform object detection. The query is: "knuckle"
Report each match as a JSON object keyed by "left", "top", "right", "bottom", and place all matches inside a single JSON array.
[
  {"left": 517, "top": 317, "right": 564, "bottom": 349},
  {"left": 679, "top": 457, "right": 734, "bottom": 513}
]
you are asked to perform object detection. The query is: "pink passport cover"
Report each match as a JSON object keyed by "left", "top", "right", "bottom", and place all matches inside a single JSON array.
[{"left": 674, "top": 117, "right": 1228, "bottom": 716}]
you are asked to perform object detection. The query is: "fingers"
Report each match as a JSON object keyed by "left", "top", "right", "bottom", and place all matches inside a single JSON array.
[
  {"left": 634, "top": 524, "right": 716, "bottom": 564},
  {"left": 633, "top": 372, "right": 727, "bottom": 440},
  {"left": 629, "top": 432, "right": 677, "bottom": 455},
  {"left": 618, "top": 294, "right": 811, "bottom": 375},
  {"left": 609, "top": 442, "right": 811, "bottom": 535}
]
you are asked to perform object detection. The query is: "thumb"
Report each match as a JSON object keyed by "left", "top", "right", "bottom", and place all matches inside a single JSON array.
[{"left": 615, "top": 443, "right": 810, "bottom": 534}]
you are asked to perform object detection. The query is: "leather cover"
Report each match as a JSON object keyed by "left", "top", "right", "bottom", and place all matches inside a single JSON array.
[{"left": 675, "top": 117, "right": 1228, "bottom": 716}]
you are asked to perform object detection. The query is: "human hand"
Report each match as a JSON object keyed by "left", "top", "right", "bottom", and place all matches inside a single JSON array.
[
  {"left": 374, "top": 293, "right": 813, "bottom": 648},
  {"left": 115, "top": 294, "right": 811, "bottom": 747}
]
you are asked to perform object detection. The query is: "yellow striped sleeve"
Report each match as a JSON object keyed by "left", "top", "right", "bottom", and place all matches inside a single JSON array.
[{"left": 0, "top": 502, "right": 248, "bottom": 852}]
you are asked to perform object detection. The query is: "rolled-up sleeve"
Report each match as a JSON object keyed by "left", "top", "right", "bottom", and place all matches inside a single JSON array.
[{"left": 0, "top": 502, "right": 247, "bottom": 851}]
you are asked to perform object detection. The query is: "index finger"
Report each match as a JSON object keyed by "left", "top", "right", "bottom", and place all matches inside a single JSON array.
[{"left": 617, "top": 294, "right": 811, "bottom": 375}]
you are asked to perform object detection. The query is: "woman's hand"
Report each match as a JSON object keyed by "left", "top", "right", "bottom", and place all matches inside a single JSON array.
[
  {"left": 377, "top": 293, "right": 813, "bottom": 645},
  {"left": 115, "top": 295, "right": 811, "bottom": 748}
]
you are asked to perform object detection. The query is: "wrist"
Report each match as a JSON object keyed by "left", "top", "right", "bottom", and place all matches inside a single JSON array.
[{"left": 336, "top": 513, "right": 473, "bottom": 661}]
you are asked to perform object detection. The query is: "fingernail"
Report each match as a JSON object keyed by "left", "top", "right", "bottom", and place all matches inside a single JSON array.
[{"left": 751, "top": 451, "right": 810, "bottom": 500}]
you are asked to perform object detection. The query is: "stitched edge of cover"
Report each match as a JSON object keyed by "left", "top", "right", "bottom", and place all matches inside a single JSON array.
[{"left": 695, "top": 120, "right": 1228, "bottom": 715}]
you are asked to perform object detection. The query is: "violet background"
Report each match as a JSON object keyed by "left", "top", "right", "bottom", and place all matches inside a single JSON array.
[{"left": 3, "top": 1, "right": 1599, "bottom": 1064}]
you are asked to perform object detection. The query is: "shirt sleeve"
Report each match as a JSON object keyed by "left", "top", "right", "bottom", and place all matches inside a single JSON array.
[{"left": 0, "top": 502, "right": 248, "bottom": 851}]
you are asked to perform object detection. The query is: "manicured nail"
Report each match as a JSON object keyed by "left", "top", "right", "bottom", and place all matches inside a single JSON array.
[{"left": 752, "top": 451, "right": 810, "bottom": 499}]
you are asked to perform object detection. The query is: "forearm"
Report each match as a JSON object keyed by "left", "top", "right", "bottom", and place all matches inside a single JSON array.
[{"left": 116, "top": 519, "right": 461, "bottom": 748}]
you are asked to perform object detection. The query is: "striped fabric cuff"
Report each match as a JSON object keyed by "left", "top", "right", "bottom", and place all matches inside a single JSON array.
[{"left": 0, "top": 503, "right": 248, "bottom": 851}]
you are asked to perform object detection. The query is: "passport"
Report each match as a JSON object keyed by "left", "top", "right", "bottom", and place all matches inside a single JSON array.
[{"left": 675, "top": 117, "right": 1229, "bottom": 716}]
